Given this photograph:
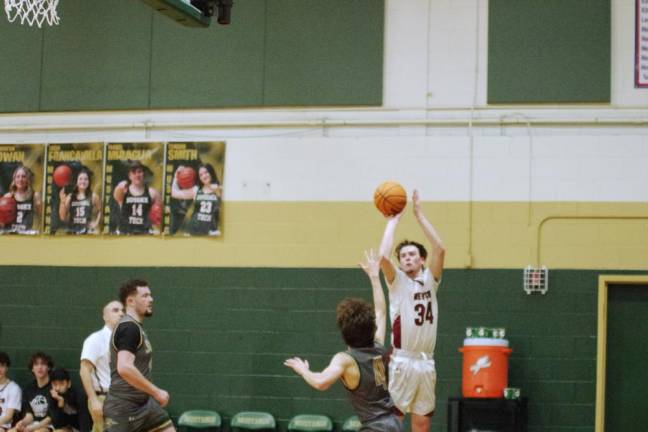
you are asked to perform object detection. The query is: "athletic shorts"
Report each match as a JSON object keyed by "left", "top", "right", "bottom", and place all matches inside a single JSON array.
[
  {"left": 103, "top": 396, "right": 171, "bottom": 432},
  {"left": 360, "top": 414, "right": 404, "bottom": 432},
  {"left": 389, "top": 350, "right": 437, "bottom": 416}
]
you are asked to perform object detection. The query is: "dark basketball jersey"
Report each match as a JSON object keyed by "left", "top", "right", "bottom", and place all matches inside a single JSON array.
[
  {"left": 68, "top": 195, "right": 92, "bottom": 234},
  {"left": 13, "top": 194, "right": 34, "bottom": 232},
  {"left": 189, "top": 189, "right": 220, "bottom": 235},
  {"left": 119, "top": 185, "right": 152, "bottom": 234},
  {"left": 108, "top": 315, "right": 153, "bottom": 405},
  {"left": 345, "top": 343, "right": 395, "bottom": 424}
]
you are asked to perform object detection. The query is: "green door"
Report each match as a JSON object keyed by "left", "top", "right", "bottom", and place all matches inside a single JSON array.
[{"left": 605, "top": 284, "right": 648, "bottom": 430}]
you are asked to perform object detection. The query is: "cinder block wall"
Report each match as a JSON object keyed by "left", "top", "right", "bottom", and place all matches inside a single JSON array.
[{"left": 4, "top": 266, "right": 641, "bottom": 431}]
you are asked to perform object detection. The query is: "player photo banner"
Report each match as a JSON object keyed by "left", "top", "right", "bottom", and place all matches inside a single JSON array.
[
  {"left": 164, "top": 142, "right": 225, "bottom": 237},
  {"left": 45, "top": 143, "right": 105, "bottom": 235},
  {"left": 104, "top": 143, "right": 164, "bottom": 236},
  {"left": 0, "top": 144, "right": 45, "bottom": 235}
]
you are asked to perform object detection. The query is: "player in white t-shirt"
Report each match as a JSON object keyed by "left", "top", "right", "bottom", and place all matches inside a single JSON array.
[
  {"left": 80, "top": 301, "right": 124, "bottom": 432},
  {"left": 379, "top": 189, "right": 445, "bottom": 432},
  {"left": 0, "top": 352, "right": 22, "bottom": 432}
]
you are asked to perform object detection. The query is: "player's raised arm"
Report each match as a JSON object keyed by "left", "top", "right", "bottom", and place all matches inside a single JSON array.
[
  {"left": 360, "top": 249, "right": 386, "bottom": 345},
  {"left": 58, "top": 189, "right": 71, "bottom": 222},
  {"left": 284, "top": 353, "right": 351, "bottom": 391},
  {"left": 412, "top": 189, "right": 445, "bottom": 282},
  {"left": 378, "top": 212, "right": 402, "bottom": 285}
]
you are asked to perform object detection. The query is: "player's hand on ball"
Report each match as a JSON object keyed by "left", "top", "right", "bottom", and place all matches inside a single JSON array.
[
  {"left": 385, "top": 210, "right": 404, "bottom": 227},
  {"left": 155, "top": 389, "right": 170, "bottom": 407},
  {"left": 284, "top": 357, "right": 310, "bottom": 376}
]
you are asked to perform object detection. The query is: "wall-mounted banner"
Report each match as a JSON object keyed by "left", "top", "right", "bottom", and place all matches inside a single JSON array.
[
  {"left": 636, "top": 0, "right": 648, "bottom": 87},
  {"left": 164, "top": 142, "right": 225, "bottom": 237},
  {"left": 45, "top": 143, "right": 104, "bottom": 235},
  {"left": 0, "top": 144, "right": 45, "bottom": 235},
  {"left": 0, "top": 144, "right": 45, "bottom": 234},
  {"left": 104, "top": 143, "right": 164, "bottom": 235}
]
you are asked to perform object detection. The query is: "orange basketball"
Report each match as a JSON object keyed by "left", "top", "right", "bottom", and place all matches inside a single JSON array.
[
  {"left": 176, "top": 167, "right": 196, "bottom": 189},
  {"left": 0, "top": 196, "right": 17, "bottom": 225},
  {"left": 373, "top": 181, "right": 407, "bottom": 217},
  {"left": 149, "top": 202, "right": 162, "bottom": 226},
  {"left": 53, "top": 164, "right": 72, "bottom": 188}
]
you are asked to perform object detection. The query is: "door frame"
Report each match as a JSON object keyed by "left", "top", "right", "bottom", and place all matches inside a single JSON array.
[{"left": 596, "top": 275, "right": 648, "bottom": 432}]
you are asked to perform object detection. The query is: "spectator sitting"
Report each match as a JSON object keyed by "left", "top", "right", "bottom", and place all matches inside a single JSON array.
[
  {"left": 11, "top": 352, "right": 53, "bottom": 432},
  {"left": 0, "top": 352, "right": 22, "bottom": 432},
  {"left": 48, "top": 370, "right": 89, "bottom": 432}
]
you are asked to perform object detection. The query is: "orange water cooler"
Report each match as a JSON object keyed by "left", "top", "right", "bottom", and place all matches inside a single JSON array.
[{"left": 459, "top": 336, "right": 512, "bottom": 398}]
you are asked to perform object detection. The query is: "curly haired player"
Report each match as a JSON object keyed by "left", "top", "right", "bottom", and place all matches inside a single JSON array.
[{"left": 284, "top": 250, "right": 403, "bottom": 432}]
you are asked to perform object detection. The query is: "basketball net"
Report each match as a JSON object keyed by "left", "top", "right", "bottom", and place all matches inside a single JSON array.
[{"left": 4, "top": 0, "right": 59, "bottom": 27}]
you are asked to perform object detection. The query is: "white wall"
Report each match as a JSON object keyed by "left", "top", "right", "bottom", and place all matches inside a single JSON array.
[
  {"left": 0, "top": 0, "right": 646, "bottom": 204},
  {"left": 384, "top": 0, "right": 648, "bottom": 108},
  {"left": 384, "top": 0, "right": 488, "bottom": 108},
  {"left": 226, "top": 134, "right": 648, "bottom": 202}
]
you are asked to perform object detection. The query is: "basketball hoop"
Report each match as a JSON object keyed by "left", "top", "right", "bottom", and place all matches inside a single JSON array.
[{"left": 4, "top": 0, "right": 59, "bottom": 27}]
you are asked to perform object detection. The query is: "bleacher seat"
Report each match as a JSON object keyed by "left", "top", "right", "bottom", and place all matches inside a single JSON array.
[
  {"left": 341, "top": 415, "right": 361, "bottom": 432},
  {"left": 230, "top": 411, "right": 276, "bottom": 431},
  {"left": 287, "top": 414, "right": 333, "bottom": 432},
  {"left": 177, "top": 410, "right": 222, "bottom": 432}
]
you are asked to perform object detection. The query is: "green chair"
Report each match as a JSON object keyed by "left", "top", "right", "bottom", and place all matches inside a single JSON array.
[
  {"left": 341, "top": 415, "right": 361, "bottom": 432},
  {"left": 230, "top": 411, "right": 276, "bottom": 431},
  {"left": 287, "top": 414, "right": 333, "bottom": 432},
  {"left": 177, "top": 410, "right": 222, "bottom": 432}
]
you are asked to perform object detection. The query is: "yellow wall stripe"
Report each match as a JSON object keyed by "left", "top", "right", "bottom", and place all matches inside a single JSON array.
[{"left": 0, "top": 201, "right": 647, "bottom": 268}]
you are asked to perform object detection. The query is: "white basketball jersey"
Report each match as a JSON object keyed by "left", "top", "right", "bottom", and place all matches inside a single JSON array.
[{"left": 388, "top": 266, "right": 440, "bottom": 353}]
